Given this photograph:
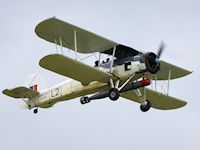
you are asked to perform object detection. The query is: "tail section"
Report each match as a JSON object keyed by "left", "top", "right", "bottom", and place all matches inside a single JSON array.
[
  {"left": 30, "top": 84, "right": 38, "bottom": 92},
  {"left": 3, "top": 86, "right": 39, "bottom": 99},
  {"left": 3, "top": 73, "right": 46, "bottom": 110},
  {"left": 24, "top": 73, "right": 46, "bottom": 92}
]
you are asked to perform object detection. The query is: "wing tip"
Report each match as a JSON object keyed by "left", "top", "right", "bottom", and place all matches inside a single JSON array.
[
  {"left": 156, "top": 100, "right": 187, "bottom": 110},
  {"left": 175, "top": 69, "right": 193, "bottom": 79},
  {"left": 35, "top": 17, "right": 59, "bottom": 38},
  {"left": 177, "top": 100, "right": 187, "bottom": 108},
  {"left": 184, "top": 69, "right": 193, "bottom": 75},
  {"left": 39, "top": 54, "right": 63, "bottom": 68}
]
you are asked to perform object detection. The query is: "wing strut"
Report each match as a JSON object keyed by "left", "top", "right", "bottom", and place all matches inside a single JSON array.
[
  {"left": 54, "top": 36, "right": 63, "bottom": 54},
  {"left": 109, "top": 46, "right": 117, "bottom": 89},
  {"left": 167, "top": 69, "right": 171, "bottom": 95},
  {"left": 54, "top": 38, "right": 58, "bottom": 53},
  {"left": 98, "top": 52, "right": 101, "bottom": 68},
  {"left": 59, "top": 36, "right": 63, "bottom": 54},
  {"left": 110, "top": 46, "right": 116, "bottom": 73},
  {"left": 74, "top": 30, "right": 78, "bottom": 60}
]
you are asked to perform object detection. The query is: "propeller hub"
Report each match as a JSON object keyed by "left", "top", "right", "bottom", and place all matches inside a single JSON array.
[
  {"left": 143, "top": 52, "right": 160, "bottom": 74},
  {"left": 143, "top": 42, "right": 165, "bottom": 74}
]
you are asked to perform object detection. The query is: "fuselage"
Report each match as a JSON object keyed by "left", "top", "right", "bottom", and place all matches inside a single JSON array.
[
  {"left": 29, "top": 79, "right": 108, "bottom": 108},
  {"left": 29, "top": 53, "right": 159, "bottom": 109}
]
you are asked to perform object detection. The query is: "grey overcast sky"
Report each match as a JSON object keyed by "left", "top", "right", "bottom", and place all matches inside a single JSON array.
[{"left": 0, "top": 0, "right": 199, "bottom": 150}]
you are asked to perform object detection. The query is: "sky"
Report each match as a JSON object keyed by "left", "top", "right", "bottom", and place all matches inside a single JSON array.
[{"left": 0, "top": 0, "right": 200, "bottom": 150}]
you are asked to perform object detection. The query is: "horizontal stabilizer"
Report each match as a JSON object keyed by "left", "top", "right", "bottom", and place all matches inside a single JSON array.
[
  {"left": 3, "top": 86, "right": 39, "bottom": 99},
  {"left": 121, "top": 88, "right": 187, "bottom": 110},
  {"left": 39, "top": 54, "right": 115, "bottom": 84}
]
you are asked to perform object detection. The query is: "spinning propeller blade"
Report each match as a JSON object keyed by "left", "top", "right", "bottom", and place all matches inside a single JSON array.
[{"left": 157, "top": 42, "right": 165, "bottom": 59}]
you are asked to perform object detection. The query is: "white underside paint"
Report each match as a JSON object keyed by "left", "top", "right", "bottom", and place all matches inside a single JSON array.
[{"left": 28, "top": 79, "right": 108, "bottom": 108}]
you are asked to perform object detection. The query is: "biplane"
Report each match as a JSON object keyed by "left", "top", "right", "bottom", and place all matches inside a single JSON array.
[{"left": 3, "top": 17, "right": 192, "bottom": 114}]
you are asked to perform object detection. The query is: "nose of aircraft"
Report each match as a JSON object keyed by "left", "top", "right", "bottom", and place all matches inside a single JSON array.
[{"left": 143, "top": 52, "right": 160, "bottom": 74}]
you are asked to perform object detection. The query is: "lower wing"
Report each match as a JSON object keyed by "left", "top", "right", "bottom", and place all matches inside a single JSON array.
[
  {"left": 39, "top": 54, "right": 117, "bottom": 84},
  {"left": 121, "top": 88, "right": 187, "bottom": 110}
]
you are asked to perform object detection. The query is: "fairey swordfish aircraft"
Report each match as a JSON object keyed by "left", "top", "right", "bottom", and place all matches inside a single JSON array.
[{"left": 3, "top": 17, "right": 192, "bottom": 114}]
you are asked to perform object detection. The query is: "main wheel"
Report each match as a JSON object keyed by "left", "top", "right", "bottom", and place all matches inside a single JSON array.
[
  {"left": 109, "top": 88, "right": 120, "bottom": 101},
  {"left": 140, "top": 100, "right": 151, "bottom": 112}
]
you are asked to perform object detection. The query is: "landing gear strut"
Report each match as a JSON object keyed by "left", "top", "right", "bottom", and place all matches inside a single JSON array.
[
  {"left": 109, "top": 88, "right": 120, "bottom": 101},
  {"left": 140, "top": 100, "right": 151, "bottom": 112},
  {"left": 80, "top": 96, "right": 90, "bottom": 104}
]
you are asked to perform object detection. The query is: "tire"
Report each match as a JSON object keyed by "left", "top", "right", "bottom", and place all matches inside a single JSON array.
[
  {"left": 33, "top": 108, "right": 38, "bottom": 114},
  {"left": 109, "top": 88, "right": 120, "bottom": 101},
  {"left": 140, "top": 100, "right": 151, "bottom": 112},
  {"left": 80, "top": 99, "right": 85, "bottom": 104}
]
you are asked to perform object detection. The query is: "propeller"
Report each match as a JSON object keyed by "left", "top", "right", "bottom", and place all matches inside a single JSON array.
[
  {"left": 144, "top": 42, "right": 166, "bottom": 74},
  {"left": 142, "top": 42, "right": 166, "bottom": 74}
]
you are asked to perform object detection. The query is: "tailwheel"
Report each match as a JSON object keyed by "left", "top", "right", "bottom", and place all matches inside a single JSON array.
[
  {"left": 140, "top": 100, "right": 151, "bottom": 112},
  {"left": 33, "top": 108, "right": 38, "bottom": 114},
  {"left": 109, "top": 88, "right": 120, "bottom": 101},
  {"left": 80, "top": 96, "right": 90, "bottom": 104}
]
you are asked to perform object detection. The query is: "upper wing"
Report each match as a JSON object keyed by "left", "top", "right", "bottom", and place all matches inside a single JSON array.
[
  {"left": 121, "top": 88, "right": 187, "bottom": 110},
  {"left": 3, "top": 87, "right": 39, "bottom": 99},
  {"left": 39, "top": 54, "right": 115, "bottom": 83},
  {"left": 145, "top": 60, "right": 192, "bottom": 80},
  {"left": 35, "top": 17, "right": 118, "bottom": 53},
  {"left": 36, "top": 17, "right": 191, "bottom": 80}
]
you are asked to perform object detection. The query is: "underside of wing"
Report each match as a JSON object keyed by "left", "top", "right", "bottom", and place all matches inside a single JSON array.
[
  {"left": 102, "top": 44, "right": 141, "bottom": 59},
  {"left": 145, "top": 60, "right": 192, "bottom": 80},
  {"left": 3, "top": 87, "right": 39, "bottom": 99},
  {"left": 121, "top": 88, "right": 187, "bottom": 110},
  {"left": 35, "top": 17, "right": 118, "bottom": 53},
  {"left": 39, "top": 54, "right": 115, "bottom": 84}
]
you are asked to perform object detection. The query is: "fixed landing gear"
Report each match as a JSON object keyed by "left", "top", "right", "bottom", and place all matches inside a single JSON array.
[
  {"left": 33, "top": 108, "right": 38, "bottom": 114},
  {"left": 140, "top": 100, "right": 151, "bottom": 112},
  {"left": 80, "top": 96, "right": 90, "bottom": 104},
  {"left": 109, "top": 88, "right": 120, "bottom": 101}
]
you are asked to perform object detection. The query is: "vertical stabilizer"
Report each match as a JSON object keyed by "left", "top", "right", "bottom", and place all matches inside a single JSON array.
[{"left": 24, "top": 73, "right": 46, "bottom": 92}]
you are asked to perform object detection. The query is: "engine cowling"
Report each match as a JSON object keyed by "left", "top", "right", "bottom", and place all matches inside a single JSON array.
[{"left": 142, "top": 52, "right": 160, "bottom": 74}]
